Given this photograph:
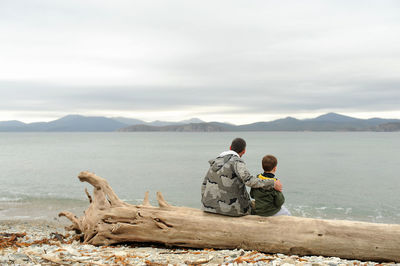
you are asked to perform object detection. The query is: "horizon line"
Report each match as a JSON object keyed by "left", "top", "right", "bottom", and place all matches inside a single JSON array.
[{"left": 1, "top": 111, "right": 400, "bottom": 127}]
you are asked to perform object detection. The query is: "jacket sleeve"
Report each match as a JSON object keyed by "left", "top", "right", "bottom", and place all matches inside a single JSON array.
[
  {"left": 201, "top": 174, "right": 208, "bottom": 196},
  {"left": 234, "top": 160, "right": 274, "bottom": 190},
  {"left": 274, "top": 191, "right": 285, "bottom": 208}
]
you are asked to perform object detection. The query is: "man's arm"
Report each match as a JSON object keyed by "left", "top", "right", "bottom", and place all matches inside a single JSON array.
[
  {"left": 274, "top": 179, "right": 282, "bottom": 192},
  {"left": 234, "top": 161, "right": 276, "bottom": 190}
]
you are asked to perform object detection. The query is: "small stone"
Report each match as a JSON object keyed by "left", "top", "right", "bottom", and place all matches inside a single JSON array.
[
  {"left": 282, "top": 258, "right": 297, "bottom": 264},
  {"left": 11, "top": 253, "right": 29, "bottom": 261}
]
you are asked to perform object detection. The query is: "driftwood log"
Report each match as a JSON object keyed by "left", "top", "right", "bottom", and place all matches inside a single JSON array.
[{"left": 60, "top": 171, "right": 400, "bottom": 262}]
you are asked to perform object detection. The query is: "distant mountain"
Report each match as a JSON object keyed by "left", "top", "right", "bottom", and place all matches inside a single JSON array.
[
  {"left": 208, "top": 122, "right": 238, "bottom": 131},
  {"left": 111, "top": 117, "right": 204, "bottom": 127},
  {"left": 0, "top": 120, "right": 27, "bottom": 131},
  {"left": 1, "top": 113, "right": 400, "bottom": 132},
  {"left": 41, "top": 115, "right": 127, "bottom": 131},
  {"left": 112, "top": 117, "right": 146, "bottom": 126},
  {"left": 373, "top": 122, "right": 400, "bottom": 132},
  {"left": 237, "top": 117, "right": 303, "bottom": 131},
  {"left": 365, "top": 117, "right": 400, "bottom": 126},
  {"left": 147, "top": 118, "right": 204, "bottom": 127},
  {"left": 0, "top": 115, "right": 128, "bottom": 132},
  {"left": 119, "top": 112, "right": 400, "bottom": 132},
  {"left": 119, "top": 122, "right": 227, "bottom": 132},
  {"left": 312, "top": 112, "right": 361, "bottom": 123},
  {"left": 234, "top": 113, "right": 400, "bottom": 132},
  {"left": 0, "top": 120, "right": 26, "bottom": 127},
  {"left": 0, "top": 115, "right": 205, "bottom": 132},
  {"left": 181, "top": 118, "right": 204, "bottom": 124}
]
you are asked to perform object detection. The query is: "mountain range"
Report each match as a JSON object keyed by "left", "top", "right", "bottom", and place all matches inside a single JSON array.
[{"left": 0, "top": 113, "right": 399, "bottom": 132}]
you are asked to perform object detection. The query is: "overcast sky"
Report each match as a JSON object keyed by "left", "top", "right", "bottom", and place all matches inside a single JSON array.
[{"left": 1, "top": 0, "right": 399, "bottom": 124}]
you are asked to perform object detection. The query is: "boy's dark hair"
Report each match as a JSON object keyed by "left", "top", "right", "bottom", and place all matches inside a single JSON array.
[
  {"left": 262, "top": 155, "right": 278, "bottom": 172},
  {"left": 231, "top": 138, "right": 246, "bottom": 153}
]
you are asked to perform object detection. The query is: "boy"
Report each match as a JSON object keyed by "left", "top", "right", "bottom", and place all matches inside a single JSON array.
[{"left": 250, "top": 155, "right": 291, "bottom": 216}]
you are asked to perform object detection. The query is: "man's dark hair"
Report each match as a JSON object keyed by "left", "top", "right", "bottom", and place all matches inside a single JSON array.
[
  {"left": 262, "top": 155, "right": 278, "bottom": 172},
  {"left": 231, "top": 138, "right": 246, "bottom": 154}
]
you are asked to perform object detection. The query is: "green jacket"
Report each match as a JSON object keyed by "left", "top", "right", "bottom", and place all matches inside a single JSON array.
[{"left": 250, "top": 173, "right": 285, "bottom": 216}]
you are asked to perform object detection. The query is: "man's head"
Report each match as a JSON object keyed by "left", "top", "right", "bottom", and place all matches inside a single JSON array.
[
  {"left": 230, "top": 138, "right": 246, "bottom": 157},
  {"left": 262, "top": 155, "right": 278, "bottom": 173}
]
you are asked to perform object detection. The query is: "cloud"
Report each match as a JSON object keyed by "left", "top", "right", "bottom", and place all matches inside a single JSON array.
[{"left": 0, "top": 0, "right": 400, "bottom": 123}]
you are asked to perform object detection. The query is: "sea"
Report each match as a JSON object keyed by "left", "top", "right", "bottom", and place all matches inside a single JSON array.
[{"left": 0, "top": 132, "right": 399, "bottom": 224}]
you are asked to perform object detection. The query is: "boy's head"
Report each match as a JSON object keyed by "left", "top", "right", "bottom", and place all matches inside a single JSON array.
[
  {"left": 230, "top": 138, "right": 246, "bottom": 156},
  {"left": 262, "top": 155, "right": 278, "bottom": 173}
]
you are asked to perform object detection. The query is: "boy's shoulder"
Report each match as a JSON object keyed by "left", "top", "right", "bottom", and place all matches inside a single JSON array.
[{"left": 257, "top": 173, "right": 277, "bottom": 181}]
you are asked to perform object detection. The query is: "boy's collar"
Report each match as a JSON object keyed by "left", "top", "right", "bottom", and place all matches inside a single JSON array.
[
  {"left": 262, "top": 172, "right": 275, "bottom": 178},
  {"left": 258, "top": 172, "right": 277, "bottom": 181}
]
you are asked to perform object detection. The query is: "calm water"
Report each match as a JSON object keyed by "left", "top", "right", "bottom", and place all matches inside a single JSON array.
[{"left": 0, "top": 132, "right": 399, "bottom": 224}]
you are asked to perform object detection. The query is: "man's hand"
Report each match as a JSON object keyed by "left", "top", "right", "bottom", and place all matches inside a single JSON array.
[{"left": 274, "top": 179, "right": 282, "bottom": 192}]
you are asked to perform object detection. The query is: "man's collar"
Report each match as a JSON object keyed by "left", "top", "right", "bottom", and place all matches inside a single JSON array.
[{"left": 218, "top": 150, "right": 240, "bottom": 158}]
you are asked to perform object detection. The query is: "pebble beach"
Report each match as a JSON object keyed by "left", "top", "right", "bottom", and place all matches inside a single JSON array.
[{"left": 1, "top": 220, "right": 399, "bottom": 266}]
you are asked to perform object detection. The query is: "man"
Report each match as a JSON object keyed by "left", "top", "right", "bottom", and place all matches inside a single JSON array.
[{"left": 201, "top": 137, "right": 282, "bottom": 216}]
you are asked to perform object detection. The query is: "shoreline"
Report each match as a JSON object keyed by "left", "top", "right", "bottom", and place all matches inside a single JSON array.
[{"left": 1, "top": 219, "right": 399, "bottom": 265}]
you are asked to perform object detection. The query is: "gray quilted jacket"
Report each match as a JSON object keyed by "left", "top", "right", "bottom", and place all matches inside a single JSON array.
[{"left": 201, "top": 151, "right": 275, "bottom": 216}]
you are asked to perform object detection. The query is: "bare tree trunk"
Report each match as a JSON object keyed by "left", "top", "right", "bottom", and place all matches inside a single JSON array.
[{"left": 60, "top": 171, "right": 400, "bottom": 262}]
